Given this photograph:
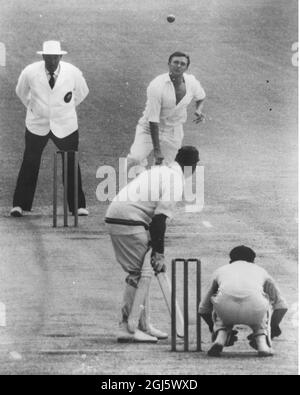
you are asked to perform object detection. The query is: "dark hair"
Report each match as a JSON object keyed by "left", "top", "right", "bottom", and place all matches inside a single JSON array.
[
  {"left": 175, "top": 146, "right": 199, "bottom": 168},
  {"left": 168, "top": 52, "right": 190, "bottom": 67},
  {"left": 229, "top": 245, "right": 256, "bottom": 263}
]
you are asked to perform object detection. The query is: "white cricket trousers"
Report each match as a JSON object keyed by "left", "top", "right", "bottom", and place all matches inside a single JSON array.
[
  {"left": 109, "top": 231, "right": 153, "bottom": 288},
  {"left": 212, "top": 291, "right": 271, "bottom": 336},
  {"left": 127, "top": 123, "right": 184, "bottom": 166}
]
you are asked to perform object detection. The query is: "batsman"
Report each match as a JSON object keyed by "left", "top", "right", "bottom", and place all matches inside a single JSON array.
[{"left": 105, "top": 146, "right": 200, "bottom": 342}]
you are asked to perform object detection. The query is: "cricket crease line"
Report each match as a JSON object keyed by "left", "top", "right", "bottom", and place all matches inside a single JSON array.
[{"left": 38, "top": 349, "right": 171, "bottom": 354}]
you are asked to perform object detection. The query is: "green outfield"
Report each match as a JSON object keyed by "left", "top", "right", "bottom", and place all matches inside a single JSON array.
[{"left": 0, "top": 0, "right": 298, "bottom": 375}]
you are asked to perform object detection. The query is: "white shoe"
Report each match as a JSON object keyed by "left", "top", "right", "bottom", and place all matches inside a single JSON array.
[
  {"left": 78, "top": 208, "right": 89, "bottom": 216},
  {"left": 117, "top": 323, "right": 157, "bottom": 343},
  {"left": 116, "top": 323, "right": 135, "bottom": 343},
  {"left": 256, "top": 335, "right": 274, "bottom": 357},
  {"left": 141, "top": 324, "right": 168, "bottom": 340},
  {"left": 133, "top": 329, "right": 158, "bottom": 343},
  {"left": 10, "top": 207, "right": 23, "bottom": 217}
]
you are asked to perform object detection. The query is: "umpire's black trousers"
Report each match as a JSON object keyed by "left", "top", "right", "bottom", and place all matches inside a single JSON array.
[{"left": 13, "top": 128, "right": 86, "bottom": 212}]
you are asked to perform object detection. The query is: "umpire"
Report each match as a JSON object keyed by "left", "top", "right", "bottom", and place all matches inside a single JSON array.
[{"left": 10, "top": 41, "right": 89, "bottom": 217}]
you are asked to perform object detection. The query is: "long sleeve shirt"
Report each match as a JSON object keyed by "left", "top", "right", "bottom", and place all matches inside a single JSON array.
[{"left": 16, "top": 61, "right": 89, "bottom": 137}]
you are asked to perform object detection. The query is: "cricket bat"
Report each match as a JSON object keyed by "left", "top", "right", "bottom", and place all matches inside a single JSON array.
[{"left": 156, "top": 272, "right": 184, "bottom": 338}]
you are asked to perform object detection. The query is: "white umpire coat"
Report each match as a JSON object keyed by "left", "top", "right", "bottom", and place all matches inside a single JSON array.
[{"left": 16, "top": 61, "right": 89, "bottom": 138}]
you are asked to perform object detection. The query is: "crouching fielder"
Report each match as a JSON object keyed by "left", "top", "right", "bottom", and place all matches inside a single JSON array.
[
  {"left": 199, "top": 246, "right": 288, "bottom": 357},
  {"left": 105, "top": 146, "right": 199, "bottom": 342}
]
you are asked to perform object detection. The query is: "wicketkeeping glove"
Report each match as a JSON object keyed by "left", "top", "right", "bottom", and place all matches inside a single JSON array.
[
  {"left": 211, "top": 329, "right": 238, "bottom": 347},
  {"left": 151, "top": 252, "right": 166, "bottom": 274},
  {"left": 225, "top": 329, "right": 239, "bottom": 347},
  {"left": 247, "top": 333, "right": 258, "bottom": 350}
]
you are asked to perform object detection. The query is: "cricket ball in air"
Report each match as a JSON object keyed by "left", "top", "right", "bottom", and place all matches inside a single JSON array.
[{"left": 167, "top": 15, "right": 176, "bottom": 23}]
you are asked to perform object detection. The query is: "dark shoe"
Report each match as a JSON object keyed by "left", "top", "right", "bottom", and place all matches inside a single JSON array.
[
  {"left": 207, "top": 342, "right": 223, "bottom": 357},
  {"left": 208, "top": 329, "right": 228, "bottom": 356}
]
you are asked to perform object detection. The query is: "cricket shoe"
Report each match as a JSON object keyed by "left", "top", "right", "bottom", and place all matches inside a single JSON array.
[
  {"left": 257, "top": 348, "right": 274, "bottom": 357},
  {"left": 133, "top": 328, "right": 158, "bottom": 343},
  {"left": 78, "top": 208, "right": 89, "bottom": 216},
  {"left": 141, "top": 324, "right": 168, "bottom": 340},
  {"left": 207, "top": 329, "right": 228, "bottom": 357},
  {"left": 10, "top": 207, "right": 23, "bottom": 217},
  {"left": 256, "top": 335, "right": 274, "bottom": 357},
  {"left": 207, "top": 342, "right": 223, "bottom": 357},
  {"left": 116, "top": 323, "right": 158, "bottom": 343}
]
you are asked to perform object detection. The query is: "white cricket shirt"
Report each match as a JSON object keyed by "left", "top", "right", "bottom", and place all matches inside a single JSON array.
[
  {"left": 138, "top": 72, "right": 206, "bottom": 132},
  {"left": 105, "top": 162, "right": 184, "bottom": 235},
  {"left": 199, "top": 261, "right": 288, "bottom": 314}
]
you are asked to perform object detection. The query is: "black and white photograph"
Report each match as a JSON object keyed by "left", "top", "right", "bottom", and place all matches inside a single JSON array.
[{"left": 0, "top": 0, "right": 298, "bottom": 376}]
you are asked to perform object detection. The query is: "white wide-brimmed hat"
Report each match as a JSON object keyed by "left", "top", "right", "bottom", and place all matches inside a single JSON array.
[{"left": 37, "top": 41, "right": 67, "bottom": 55}]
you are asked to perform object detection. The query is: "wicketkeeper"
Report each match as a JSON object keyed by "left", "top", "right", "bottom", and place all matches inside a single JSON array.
[
  {"left": 105, "top": 146, "right": 200, "bottom": 342},
  {"left": 199, "top": 245, "right": 288, "bottom": 357}
]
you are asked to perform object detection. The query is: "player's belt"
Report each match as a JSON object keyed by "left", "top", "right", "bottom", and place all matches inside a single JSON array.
[{"left": 105, "top": 217, "right": 149, "bottom": 230}]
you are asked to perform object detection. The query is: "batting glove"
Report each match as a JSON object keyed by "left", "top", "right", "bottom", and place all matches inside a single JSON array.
[{"left": 151, "top": 252, "right": 166, "bottom": 274}]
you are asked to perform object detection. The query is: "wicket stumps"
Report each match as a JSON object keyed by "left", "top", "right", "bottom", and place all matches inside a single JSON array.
[
  {"left": 171, "top": 258, "right": 202, "bottom": 352},
  {"left": 53, "top": 150, "right": 79, "bottom": 227}
]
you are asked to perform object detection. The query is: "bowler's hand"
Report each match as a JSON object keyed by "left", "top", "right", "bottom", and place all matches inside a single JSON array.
[
  {"left": 193, "top": 111, "right": 205, "bottom": 124},
  {"left": 151, "top": 252, "right": 166, "bottom": 274}
]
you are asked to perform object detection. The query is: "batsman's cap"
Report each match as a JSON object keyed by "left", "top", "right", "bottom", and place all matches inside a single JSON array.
[
  {"left": 175, "top": 146, "right": 199, "bottom": 167},
  {"left": 37, "top": 41, "right": 67, "bottom": 55},
  {"left": 229, "top": 245, "right": 256, "bottom": 263}
]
